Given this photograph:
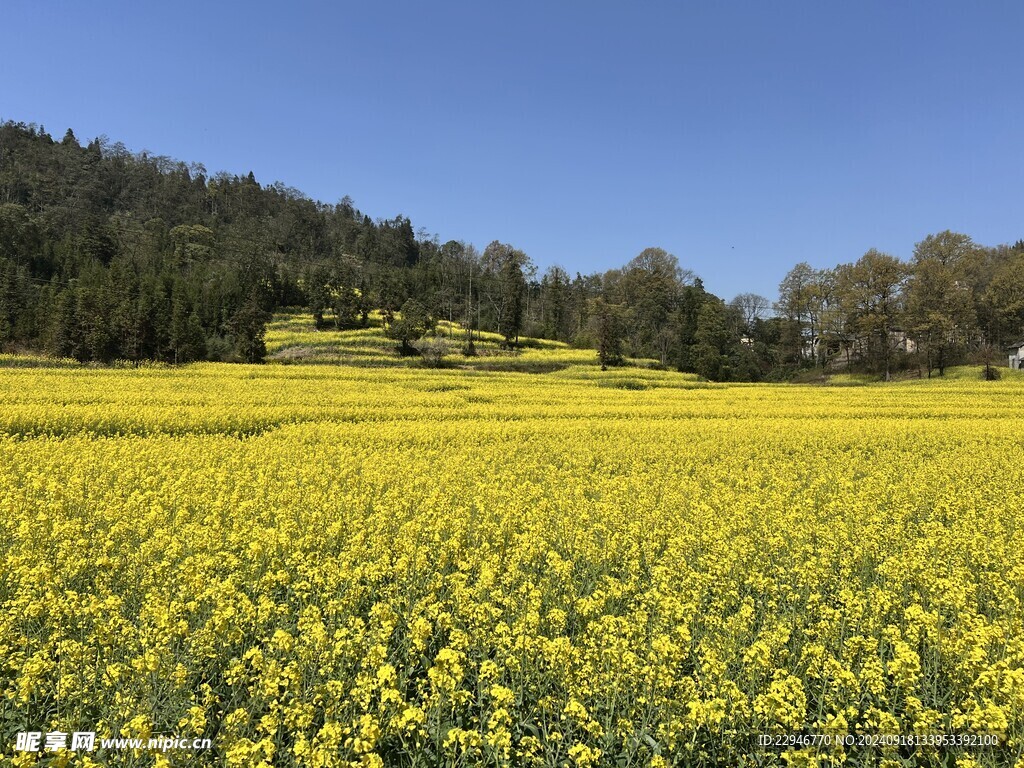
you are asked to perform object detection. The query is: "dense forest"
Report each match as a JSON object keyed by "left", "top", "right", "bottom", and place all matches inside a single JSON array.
[{"left": 1, "top": 120, "right": 1022, "bottom": 380}]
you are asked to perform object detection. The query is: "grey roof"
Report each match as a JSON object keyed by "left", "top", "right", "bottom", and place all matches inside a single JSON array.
[{"left": 1009, "top": 339, "right": 1024, "bottom": 350}]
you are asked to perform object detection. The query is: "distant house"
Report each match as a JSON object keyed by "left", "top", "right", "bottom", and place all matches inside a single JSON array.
[
  {"left": 1009, "top": 340, "right": 1024, "bottom": 370},
  {"left": 891, "top": 329, "right": 917, "bottom": 355}
]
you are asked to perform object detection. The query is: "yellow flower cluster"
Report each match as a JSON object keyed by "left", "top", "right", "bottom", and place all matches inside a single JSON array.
[{"left": 0, "top": 362, "right": 1022, "bottom": 767}]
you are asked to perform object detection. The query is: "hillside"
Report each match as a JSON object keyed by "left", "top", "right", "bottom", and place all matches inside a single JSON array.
[
  {"left": 0, "top": 120, "right": 769, "bottom": 379},
  {"left": 265, "top": 311, "right": 626, "bottom": 373},
  {"left": 3, "top": 120, "right": 1023, "bottom": 383}
]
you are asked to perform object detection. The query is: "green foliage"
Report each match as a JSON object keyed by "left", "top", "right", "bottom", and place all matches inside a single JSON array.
[
  {"left": 481, "top": 241, "right": 529, "bottom": 347},
  {"left": 386, "top": 299, "right": 434, "bottom": 356},
  {"left": 1, "top": 120, "right": 1022, "bottom": 382},
  {"left": 588, "top": 297, "right": 627, "bottom": 369},
  {"left": 227, "top": 295, "right": 272, "bottom": 363},
  {"left": 836, "top": 249, "right": 907, "bottom": 380}
]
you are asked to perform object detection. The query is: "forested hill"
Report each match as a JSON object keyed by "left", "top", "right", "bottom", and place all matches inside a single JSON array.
[
  {"left": 0, "top": 120, "right": 766, "bottom": 377},
  {"left": 0, "top": 121, "right": 444, "bottom": 364},
  {"left": 3, "top": 121, "right": 1022, "bottom": 381}
]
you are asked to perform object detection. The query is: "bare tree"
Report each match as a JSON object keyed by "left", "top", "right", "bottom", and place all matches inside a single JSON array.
[{"left": 729, "top": 293, "right": 771, "bottom": 335}]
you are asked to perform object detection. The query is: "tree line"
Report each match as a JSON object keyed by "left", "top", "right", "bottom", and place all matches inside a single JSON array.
[
  {"left": 1, "top": 121, "right": 1021, "bottom": 379},
  {"left": 774, "top": 234, "right": 1024, "bottom": 379}
]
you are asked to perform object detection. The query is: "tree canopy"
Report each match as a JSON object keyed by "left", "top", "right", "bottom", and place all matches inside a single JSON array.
[{"left": 0, "top": 121, "right": 1021, "bottom": 380}]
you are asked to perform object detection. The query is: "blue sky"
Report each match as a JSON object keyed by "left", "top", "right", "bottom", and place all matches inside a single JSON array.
[{"left": 2, "top": 1, "right": 1022, "bottom": 300}]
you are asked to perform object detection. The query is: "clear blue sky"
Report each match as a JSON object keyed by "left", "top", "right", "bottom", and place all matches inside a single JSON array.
[{"left": 2, "top": 1, "right": 1022, "bottom": 300}]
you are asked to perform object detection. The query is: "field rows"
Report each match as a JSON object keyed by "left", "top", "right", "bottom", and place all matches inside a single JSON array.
[{"left": 1, "top": 365, "right": 1022, "bottom": 766}]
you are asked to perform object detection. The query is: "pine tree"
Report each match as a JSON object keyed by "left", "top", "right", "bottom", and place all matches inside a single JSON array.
[{"left": 227, "top": 293, "right": 271, "bottom": 363}]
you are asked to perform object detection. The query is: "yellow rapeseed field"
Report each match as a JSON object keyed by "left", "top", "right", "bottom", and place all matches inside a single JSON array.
[{"left": 1, "top": 362, "right": 1022, "bottom": 767}]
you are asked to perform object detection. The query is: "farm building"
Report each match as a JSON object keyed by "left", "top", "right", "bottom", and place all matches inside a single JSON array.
[{"left": 1009, "top": 339, "right": 1024, "bottom": 370}]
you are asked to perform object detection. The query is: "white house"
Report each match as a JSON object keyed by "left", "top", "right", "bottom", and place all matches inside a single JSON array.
[
  {"left": 890, "top": 329, "right": 917, "bottom": 355},
  {"left": 1009, "top": 339, "right": 1024, "bottom": 370}
]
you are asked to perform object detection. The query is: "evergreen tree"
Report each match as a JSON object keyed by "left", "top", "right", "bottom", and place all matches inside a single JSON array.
[
  {"left": 227, "top": 293, "right": 271, "bottom": 363},
  {"left": 589, "top": 298, "right": 627, "bottom": 369}
]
